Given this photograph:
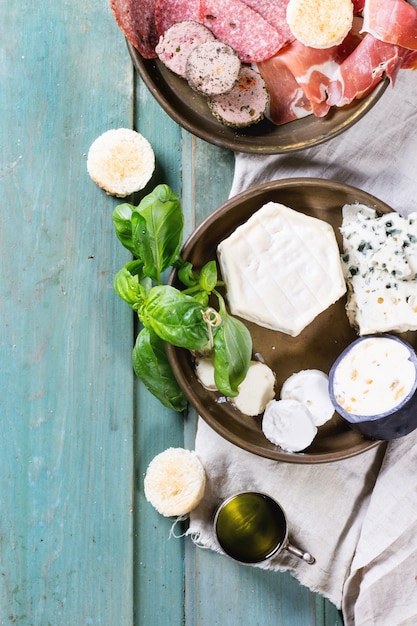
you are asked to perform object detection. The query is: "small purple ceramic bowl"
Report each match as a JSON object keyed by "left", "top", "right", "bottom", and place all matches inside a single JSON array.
[{"left": 329, "top": 334, "right": 417, "bottom": 440}]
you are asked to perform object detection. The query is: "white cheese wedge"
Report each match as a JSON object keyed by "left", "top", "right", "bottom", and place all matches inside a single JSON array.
[
  {"left": 280, "top": 369, "right": 334, "bottom": 426},
  {"left": 341, "top": 204, "right": 417, "bottom": 335},
  {"left": 262, "top": 399, "right": 317, "bottom": 452},
  {"left": 217, "top": 202, "right": 346, "bottom": 337}
]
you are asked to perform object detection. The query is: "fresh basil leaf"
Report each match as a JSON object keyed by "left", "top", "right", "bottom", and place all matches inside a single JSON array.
[
  {"left": 199, "top": 260, "right": 218, "bottom": 292},
  {"left": 133, "top": 184, "right": 184, "bottom": 283},
  {"left": 132, "top": 327, "right": 187, "bottom": 412},
  {"left": 177, "top": 261, "right": 199, "bottom": 288},
  {"left": 213, "top": 310, "right": 252, "bottom": 397},
  {"left": 112, "top": 203, "right": 137, "bottom": 256},
  {"left": 143, "top": 285, "right": 209, "bottom": 350},
  {"left": 124, "top": 260, "right": 153, "bottom": 295},
  {"left": 114, "top": 263, "right": 147, "bottom": 311}
]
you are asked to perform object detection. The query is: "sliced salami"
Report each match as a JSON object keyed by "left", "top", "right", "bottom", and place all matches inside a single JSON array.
[
  {"left": 110, "top": 0, "right": 158, "bottom": 58},
  {"left": 154, "top": 0, "right": 201, "bottom": 36},
  {"left": 199, "top": 0, "right": 284, "bottom": 63},
  {"left": 156, "top": 21, "right": 216, "bottom": 79},
  {"left": 240, "top": 0, "right": 294, "bottom": 46}
]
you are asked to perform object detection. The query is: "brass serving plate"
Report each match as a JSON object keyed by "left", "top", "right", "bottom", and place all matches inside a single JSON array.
[
  {"left": 166, "top": 178, "right": 398, "bottom": 463},
  {"left": 128, "top": 41, "right": 389, "bottom": 155}
]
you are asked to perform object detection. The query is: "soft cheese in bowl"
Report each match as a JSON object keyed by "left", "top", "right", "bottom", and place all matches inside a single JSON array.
[{"left": 329, "top": 334, "right": 417, "bottom": 440}]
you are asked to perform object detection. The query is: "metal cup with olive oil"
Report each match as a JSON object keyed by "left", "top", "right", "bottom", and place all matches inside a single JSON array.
[{"left": 214, "top": 492, "right": 315, "bottom": 565}]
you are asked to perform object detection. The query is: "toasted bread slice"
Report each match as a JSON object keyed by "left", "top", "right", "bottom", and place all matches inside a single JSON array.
[
  {"left": 144, "top": 448, "right": 206, "bottom": 517},
  {"left": 87, "top": 128, "right": 155, "bottom": 197},
  {"left": 286, "top": 0, "right": 353, "bottom": 49}
]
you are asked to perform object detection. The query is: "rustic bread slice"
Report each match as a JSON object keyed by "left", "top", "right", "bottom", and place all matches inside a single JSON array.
[
  {"left": 286, "top": 0, "right": 353, "bottom": 49},
  {"left": 87, "top": 128, "right": 155, "bottom": 197}
]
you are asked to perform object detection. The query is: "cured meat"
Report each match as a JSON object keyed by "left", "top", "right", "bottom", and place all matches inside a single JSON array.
[
  {"left": 256, "top": 58, "right": 312, "bottom": 125},
  {"left": 199, "top": 0, "right": 285, "bottom": 63},
  {"left": 186, "top": 41, "right": 241, "bottom": 96},
  {"left": 110, "top": 0, "right": 158, "bottom": 58},
  {"left": 240, "top": 0, "right": 294, "bottom": 45},
  {"left": 326, "top": 34, "right": 408, "bottom": 107},
  {"left": 362, "top": 0, "right": 417, "bottom": 50},
  {"left": 208, "top": 66, "right": 269, "bottom": 127},
  {"left": 154, "top": 0, "right": 201, "bottom": 36},
  {"left": 402, "top": 49, "right": 417, "bottom": 70},
  {"left": 155, "top": 21, "right": 215, "bottom": 78},
  {"left": 352, "top": 0, "right": 365, "bottom": 13},
  {"left": 259, "top": 26, "right": 363, "bottom": 118}
]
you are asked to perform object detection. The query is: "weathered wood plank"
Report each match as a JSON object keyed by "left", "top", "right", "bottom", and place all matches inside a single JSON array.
[
  {"left": 133, "top": 65, "right": 186, "bottom": 626},
  {"left": 0, "top": 2, "right": 135, "bottom": 623}
]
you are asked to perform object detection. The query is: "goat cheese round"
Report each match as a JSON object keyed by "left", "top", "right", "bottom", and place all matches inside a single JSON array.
[
  {"left": 280, "top": 369, "right": 334, "bottom": 426},
  {"left": 262, "top": 399, "right": 317, "bottom": 452},
  {"left": 231, "top": 361, "right": 276, "bottom": 416}
]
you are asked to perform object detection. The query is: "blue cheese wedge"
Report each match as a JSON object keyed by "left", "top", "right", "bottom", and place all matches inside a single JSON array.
[
  {"left": 217, "top": 202, "right": 346, "bottom": 337},
  {"left": 341, "top": 204, "right": 417, "bottom": 335}
]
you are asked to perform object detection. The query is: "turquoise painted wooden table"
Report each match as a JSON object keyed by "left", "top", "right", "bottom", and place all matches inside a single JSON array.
[{"left": 1, "top": 2, "right": 344, "bottom": 624}]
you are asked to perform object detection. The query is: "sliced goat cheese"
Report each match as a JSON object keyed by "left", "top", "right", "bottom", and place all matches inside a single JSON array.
[
  {"left": 195, "top": 358, "right": 275, "bottom": 416},
  {"left": 195, "top": 357, "right": 218, "bottom": 391},
  {"left": 217, "top": 202, "right": 346, "bottom": 337},
  {"left": 231, "top": 361, "right": 276, "bottom": 416},
  {"left": 262, "top": 399, "right": 317, "bottom": 452},
  {"left": 341, "top": 204, "right": 417, "bottom": 335},
  {"left": 280, "top": 369, "right": 334, "bottom": 426}
]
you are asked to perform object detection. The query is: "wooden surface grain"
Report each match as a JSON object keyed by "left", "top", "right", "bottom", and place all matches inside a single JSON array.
[{"left": 1, "top": 2, "right": 343, "bottom": 624}]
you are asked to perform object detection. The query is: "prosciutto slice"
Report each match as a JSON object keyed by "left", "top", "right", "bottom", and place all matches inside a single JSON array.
[
  {"left": 326, "top": 34, "right": 408, "bottom": 107},
  {"left": 154, "top": 0, "right": 201, "bottom": 36},
  {"left": 110, "top": 0, "right": 158, "bottom": 59},
  {"left": 199, "top": 0, "right": 286, "bottom": 63},
  {"left": 258, "top": 26, "right": 363, "bottom": 119},
  {"left": 362, "top": 0, "right": 417, "bottom": 50},
  {"left": 256, "top": 57, "right": 312, "bottom": 125}
]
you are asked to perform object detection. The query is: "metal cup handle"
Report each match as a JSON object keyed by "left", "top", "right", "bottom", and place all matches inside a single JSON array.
[{"left": 284, "top": 540, "right": 315, "bottom": 564}]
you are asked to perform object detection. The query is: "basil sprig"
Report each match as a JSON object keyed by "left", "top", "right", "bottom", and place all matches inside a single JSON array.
[{"left": 113, "top": 184, "right": 252, "bottom": 412}]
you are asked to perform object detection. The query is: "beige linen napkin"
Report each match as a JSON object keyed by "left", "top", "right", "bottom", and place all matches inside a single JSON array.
[
  {"left": 189, "top": 419, "right": 386, "bottom": 608},
  {"left": 188, "top": 69, "right": 417, "bottom": 624}
]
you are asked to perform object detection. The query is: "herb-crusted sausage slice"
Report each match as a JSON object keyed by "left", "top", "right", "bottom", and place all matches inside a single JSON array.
[
  {"left": 208, "top": 66, "right": 269, "bottom": 127},
  {"left": 186, "top": 41, "right": 241, "bottom": 96},
  {"left": 156, "top": 20, "right": 216, "bottom": 79}
]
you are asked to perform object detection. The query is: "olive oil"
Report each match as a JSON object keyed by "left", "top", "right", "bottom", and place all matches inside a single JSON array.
[{"left": 215, "top": 492, "right": 287, "bottom": 563}]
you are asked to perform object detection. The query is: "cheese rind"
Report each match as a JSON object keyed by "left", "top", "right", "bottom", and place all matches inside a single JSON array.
[{"left": 217, "top": 202, "right": 346, "bottom": 336}]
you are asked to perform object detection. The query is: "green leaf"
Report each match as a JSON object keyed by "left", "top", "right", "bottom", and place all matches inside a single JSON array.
[
  {"left": 213, "top": 303, "right": 252, "bottom": 397},
  {"left": 112, "top": 203, "right": 137, "bottom": 256},
  {"left": 199, "top": 260, "right": 218, "bottom": 292},
  {"left": 132, "top": 327, "right": 187, "bottom": 412},
  {"left": 133, "top": 184, "right": 184, "bottom": 283},
  {"left": 143, "top": 285, "right": 209, "bottom": 350},
  {"left": 113, "top": 262, "right": 148, "bottom": 310},
  {"left": 177, "top": 261, "right": 199, "bottom": 288}
]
